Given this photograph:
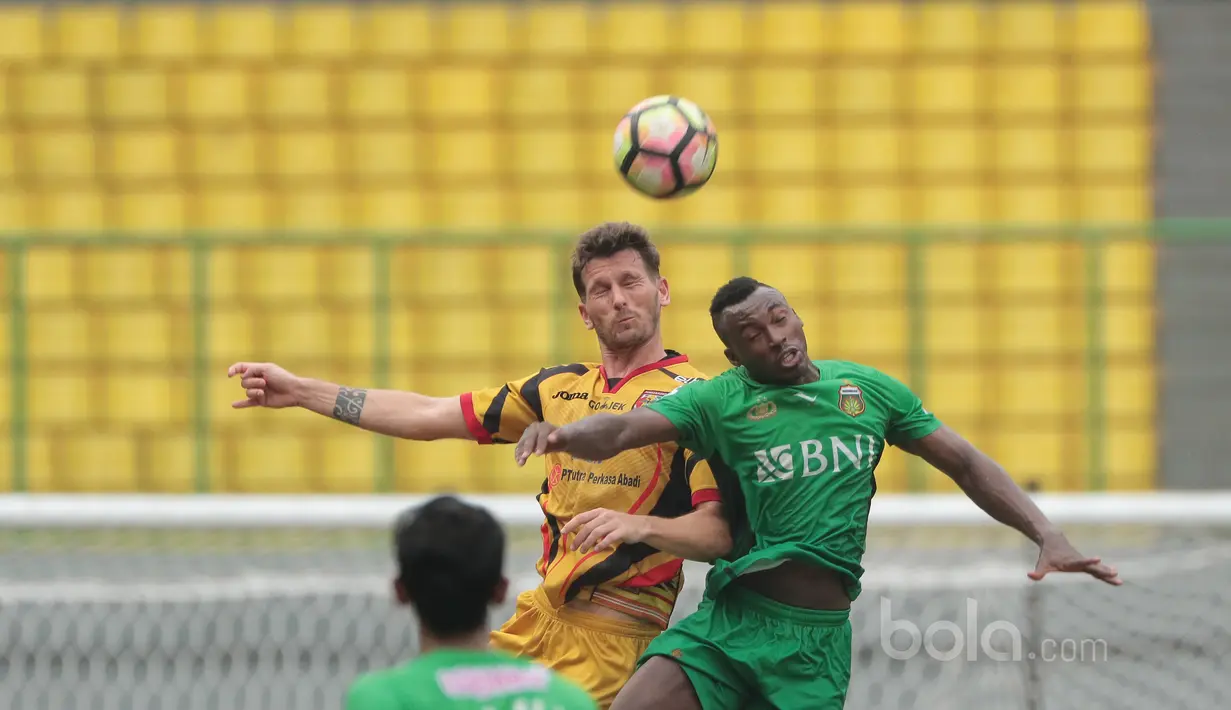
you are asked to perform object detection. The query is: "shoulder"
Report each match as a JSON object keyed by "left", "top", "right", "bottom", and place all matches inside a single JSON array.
[
  {"left": 519, "top": 363, "right": 596, "bottom": 392},
  {"left": 345, "top": 669, "right": 405, "bottom": 710},
  {"left": 823, "top": 360, "right": 907, "bottom": 387}
]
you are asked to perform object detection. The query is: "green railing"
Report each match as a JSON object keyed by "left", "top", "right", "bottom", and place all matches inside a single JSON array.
[{"left": 2, "top": 221, "right": 1216, "bottom": 495}]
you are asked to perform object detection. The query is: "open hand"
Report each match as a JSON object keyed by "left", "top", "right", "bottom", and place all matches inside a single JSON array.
[
  {"left": 515, "top": 422, "right": 568, "bottom": 466},
  {"left": 560, "top": 508, "right": 650, "bottom": 553},
  {"left": 1029, "top": 533, "right": 1122, "bottom": 586},
  {"left": 228, "top": 362, "right": 301, "bottom": 409}
]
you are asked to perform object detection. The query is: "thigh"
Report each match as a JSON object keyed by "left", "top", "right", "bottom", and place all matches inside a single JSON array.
[
  {"left": 630, "top": 602, "right": 750, "bottom": 710},
  {"left": 610, "top": 656, "right": 701, "bottom": 710},
  {"left": 756, "top": 621, "right": 853, "bottom": 710}
]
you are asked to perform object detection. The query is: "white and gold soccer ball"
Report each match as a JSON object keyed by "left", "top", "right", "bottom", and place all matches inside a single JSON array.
[{"left": 612, "top": 95, "right": 719, "bottom": 199}]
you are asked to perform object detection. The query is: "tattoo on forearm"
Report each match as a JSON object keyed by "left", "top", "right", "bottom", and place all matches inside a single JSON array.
[{"left": 333, "top": 387, "right": 368, "bottom": 425}]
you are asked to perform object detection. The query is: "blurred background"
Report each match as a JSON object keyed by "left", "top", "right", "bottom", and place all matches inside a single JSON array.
[{"left": 0, "top": 1, "right": 1228, "bottom": 709}]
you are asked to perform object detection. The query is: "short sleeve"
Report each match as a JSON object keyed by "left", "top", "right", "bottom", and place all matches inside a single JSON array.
[
  {"left": 460, "top": 372, "right": 546, "bottom": 445},
  {"left": 644, "top": 379, "right": 718, "bottom": 457},
  {"left": 683, "top": 453, "right": 721, "bottom": 508},
  {"left": 875, "top": 371, "right": 944, "bottom": 446}
]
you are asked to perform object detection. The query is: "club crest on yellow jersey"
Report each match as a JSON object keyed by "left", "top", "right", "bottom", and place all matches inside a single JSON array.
[{"left": 839, "top": 383, "right": 866, "bottom": 417}]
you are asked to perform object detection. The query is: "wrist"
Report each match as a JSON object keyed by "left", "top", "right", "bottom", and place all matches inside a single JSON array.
[{"left": 293, "top": 377, "right": 332, "bottom": 412}]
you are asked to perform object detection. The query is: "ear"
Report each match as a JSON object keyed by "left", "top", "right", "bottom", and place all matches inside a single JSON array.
[
  {"left": 393, "top": 578, "right": 410, "bottom": 606},
  {"left": 491, "top": 576, "right": 510, "bottom": 606},
  {"left": 724, "top": 347, "right": 740, "bottom": 367},
  {"left": 578, "top": 302, "right": 594, "bottom": 330},
  {"left": 657, "top": 276, "right": 671, "bottom": 307}
]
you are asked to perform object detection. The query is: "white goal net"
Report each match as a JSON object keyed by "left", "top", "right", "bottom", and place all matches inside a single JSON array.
[{"left": 2, "top": 493, "right": 1228, "bottom": 710}]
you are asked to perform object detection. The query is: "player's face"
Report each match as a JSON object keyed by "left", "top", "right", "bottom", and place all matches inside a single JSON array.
[
  {"left": 578, "top": 249, "right": 670, "bottom": 350},
  {"left": 718, "top": 287, "right": 812, "bottom": 384}
]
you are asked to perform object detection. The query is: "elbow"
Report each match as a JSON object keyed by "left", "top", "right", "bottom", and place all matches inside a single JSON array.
[{"left": 704, "top": 532, "right": 734, "bottom": 563}]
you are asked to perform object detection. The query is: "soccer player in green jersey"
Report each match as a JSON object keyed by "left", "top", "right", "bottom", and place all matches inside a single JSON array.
[
  {"left": 345, "top": 495, "right": 597, "bottom": 710},
  {"left": 513, "top": 277, "right": 1122, "bottom": 710}
]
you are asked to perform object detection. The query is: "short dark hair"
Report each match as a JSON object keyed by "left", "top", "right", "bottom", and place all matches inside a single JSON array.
[
  {"left": 571, "top": 221, "right": 662, "bottom": 297},
  {"left": 393, "top": 495, "right": 505, "bottom": 637},
  {"left": 709, "top": 276, "right": 767, "bottom": 320}
]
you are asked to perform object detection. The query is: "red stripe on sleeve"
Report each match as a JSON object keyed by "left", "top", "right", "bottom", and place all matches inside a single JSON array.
[
  {"left": 459, "top": 393, "right": 493, "bottom": 444},
  {"left": 691, "top": 489, "right": 721, "bottom": 507}
]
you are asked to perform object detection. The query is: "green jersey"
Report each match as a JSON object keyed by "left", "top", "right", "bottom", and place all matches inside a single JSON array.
[
  {"left": 344, "top": 648, "right": 597, "bottom": 710},
  {"left": 646, "top": 359, "right": 942, "bottom": 602}
]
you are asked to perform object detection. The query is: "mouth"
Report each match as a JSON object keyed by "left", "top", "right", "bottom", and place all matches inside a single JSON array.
[{"left": 779, "top": 347, "right": 802, "bottom": 368}]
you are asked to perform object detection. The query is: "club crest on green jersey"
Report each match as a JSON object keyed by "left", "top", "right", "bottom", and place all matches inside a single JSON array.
[
  {"left": 747, "top": 397, "right": 778, "bottom": 421},
  {"left": 839, "top": 383, "right": 866, "bottom": 417}
]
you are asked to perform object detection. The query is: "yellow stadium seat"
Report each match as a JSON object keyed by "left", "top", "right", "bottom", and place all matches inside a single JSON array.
[
  {"left": 1076, "top": 125, "right": 1148, "bottom": 175},
  {"left": 205, "top": 4, "right": 279, "bottom": 59},
  {"left": 443, "top": 3, "right": 510, "bottom": 56},
  {"left": 1074, "top": 2, "right": 1148, "bottom": 54},
  {"left": 1075, "top": 64, "right": 1150, "bottom": 114},
  {"left": 279, "top": 187, "right": 345, "bottom": 231},
  {"left": 756, "top": 187, "right": 832, "bottom": 227},
  {"left": 356, "top": 188, "right": 425, "bottom": 229},
  {"left": 108, "top": 129, "right": 179, "bottom": 181},
  {"left": 18, "top": 68, "right": 89, "bottom": 121},
  {"left": 664, "top": 67, "right": 736, "bottom": 118},
  {"left": 1105, "top": 362, "right": 1152, "bottom": 419},
  {"left": 0, "top": 7, "right": 42, "bottom": 60},
  {"left": 993, "top": 242, "right": 1070, "bottom": 295},
  {"left": 28, "top": 309, "right": 88, "bottom": 360},
  {"left": 51, "top": 6, "right": 121, "bottom": 60},
  {"left": 423, "top": 68, "right": 493, "bottom": 120},
  {"left": 665, "top": 316, "right": 719, "bottom": 361},
  {"left": 523, "top": 2, "right": 589, "bottom": 56},
  {"left": 40, "top": 190, "right": 105, "bottom": 231},
  {"left": 750, "top": 67, "right": 816, "bottom": 116},
  {"left": 206, "top": 306, "right": 253, "bottom": 362},
  {"left": 755, "top": 4, "right": 828, "bottom": 56},
  {"left": 263, "top": 68, "right": 331, "bottom": 121},
  {"left": 319, "top": 432, "right": 377, "bottom": 492},
  {"left": 1078, "top": 185, "right": 1149, "bottom": 222},
  {"left": 346, "top": 69, "right": 412, "bottom": 120},
  {"left": 923, "top": 241, "right": 979, "bottom": 296},
  {"left": 288, "top": 4, "right": 353, "bottom": 58},
  {"left": 117, "top": 190, "right": 187, "bottom": 233},
  {"left": 995, "top": 127, "right": 1061, "bottom": 174},
  {"left": 659, "top": 244, "right": 732, "bottom": 301},
  {"left": 748, "top": 245, "right": 823, "bottom": 297},
  {"left": 914, "top": 1, "right": 983, "bottom": 54},
  {"left": 393, "top": 247, "right": 486, "bottom": 300},
  {"left": 272, "top": 130, "right": 338, "bottom": 179},
  {"left": 834, "top": 2, "right": 906, "bottom": 56},
  {"left": 360, "top": 3, "right": 433, "bottom": 58},
  {"left": 988, "top": 431, "right": 1065, "bottom": 491},
  {"left": 145, "top": 434, "right": 195, "bottom": 493},
  {"left": 516, "top": 188, "right": 584, "bottom": 229},
  {"left": 83, "top": 250, "right": 161, "bottom": 300},
  {"left": 422, "top": 307, "right": 497, "bottom": 363},
  {"left": 235, "top": 246, "right": 319, "bottom": 300},
  {"left": 924, "top": 366, "right": 981, "bottom": 417},
  {"left": 1106, "top": 304, "right": 1151, "bottom": 355},
  {"left": 915, "top": 127, "right": 980, "bottom": 175},
  {"left": 62, "top": 434, "right": 139, "bottom": 492},
  {"left": 507, "top": 67, "right": 572, "bottom": 118},
  {"left": 837, "top": 186, "right": 905, "bottom": 224},
  {"left": 833, "top": 66, "right": 901, "bottom": 116},
  {"left": 314, "top": 246, "right": 375, "bottom": 301},
  {"left": 995, "top": 303, "right": 1067, "bottom": 358},
  {"left": 28, "top": 372, "right": 89, "bottom": 425},
  {"left": 512, "top": 129, "right": 575, "bottom": 180},
  {"left": 197, "top": 188, "right": 270, "bottom": 230},
  {"left": 1106, "top": 428, "right": 1153, "bottom": 490},
  {"left": 834, "top": 127, "right": 903, "bottom": 175},
  {"left": 990, "top": 2, "right": 1060, "bottom": 53},
  {"left": 226, "top": 435, "right": 312, "bottom": 493},
  {"left": 834, "top": 305, "right": 906, "bottom": 359},
  {"left": 133, "top": 5, "right": 199, "bottom": 59},
  {"left": 489, "top": 245, "right": 553, "bottom": 300},
  {"left": 0, "top": 190, "right": 26, "bottom": 231},
  {"left": 597, "top": 3, "right": 671, "bottom": 57},
  {"left": 493, "top": 307, "right": 553, "bottom": 362},
  {"left": 680, "top": 3, "right": 746, "bottom": 53},
  {"left": 910, "top": 64, "right": 979, "bottom": 116},
  {"left": 831, "top": 244, "right": 906, "bottom": 297},
  {"left": 183, "top": 69, "right": 250, "bottom": 121},
  {"left": 1102, "top": 240, "right": 1153, "bottom": 292},
  {"left": 104, "top": 372, "right": 182, "bottom": 426},
  {"left": 29, "top": 130, "right": 94, "bottom": 180},
  {"left": 917, "top": 186, "right": 987, "bottom": 225},
  {"left": 24, "top": 247, "right": 74, "bottom": 301},
  {"left": 265, "top": 309, "right": 334, "bottom": 360},
  {"left": 991, "top": 63, "right": 1060, "bottom": 115},
  {"left": 102, "top": 69, "right": 170, "bottom": 121},
  {"left": 0, "top": 132, "right": 14, "bottom": 180},
  {"left": 190, "top": 128, "right": 258, "bottom": 179},
  {"left": 394, "top": 439, "right": 476, "bottom": 493},
  {"left": 584, "top": 66, "right": 656, "bottom": 121},
  {"left": 433, "top": 129, "right": 497, "bottom": 180},
  {"left": 994, "top": 185, "right": 1064, "bottom": 224}
]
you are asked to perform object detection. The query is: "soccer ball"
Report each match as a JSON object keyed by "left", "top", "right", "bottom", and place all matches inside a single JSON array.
[{"left": 613, "top": 95, "right": 718, "bottom": 199}]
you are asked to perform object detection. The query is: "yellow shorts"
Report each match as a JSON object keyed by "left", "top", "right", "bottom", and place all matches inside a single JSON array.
[{"left": 490, "top": 587, "right": 661, "bottom": 709}]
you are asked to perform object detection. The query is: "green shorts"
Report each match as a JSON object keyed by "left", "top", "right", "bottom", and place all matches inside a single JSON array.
[{"left": 639, "top": 584, "right": 852, "bottom": 710}]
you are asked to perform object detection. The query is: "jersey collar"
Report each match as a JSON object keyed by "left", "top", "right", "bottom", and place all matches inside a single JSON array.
[{"left": 600, "top": 350, "right": 689, "bottom": 393}]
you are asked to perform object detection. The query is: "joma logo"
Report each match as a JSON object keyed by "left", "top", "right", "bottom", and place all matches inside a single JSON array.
[{"left": 753, "top": 436, "right": 881, "bottom": 483}]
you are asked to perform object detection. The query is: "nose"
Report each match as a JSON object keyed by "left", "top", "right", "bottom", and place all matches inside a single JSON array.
[{"left": 609, "top": 284, "right": 629, "bottom": 310}]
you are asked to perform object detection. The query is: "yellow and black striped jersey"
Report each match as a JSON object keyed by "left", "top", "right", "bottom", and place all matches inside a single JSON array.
[{"left": 461, "top": 351, "right": 720, "bottom": 628}]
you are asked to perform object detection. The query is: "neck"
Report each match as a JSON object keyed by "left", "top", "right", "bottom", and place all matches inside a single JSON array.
[
  {"left": 599, "top": 335, "right": 668, "bottom": 379},
  {"left": 790, "top": 360, "right": 821, "bottom": 385},
  {"left": 418, "top": 626, "right": 491, "bottom": 655}
]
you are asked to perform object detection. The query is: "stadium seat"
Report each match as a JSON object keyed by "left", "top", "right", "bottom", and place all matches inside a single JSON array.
[
  {"left": 28, "top": 372, "right": 89, "bottom": 425},
  {"left": 1079, "top": 185, "right": 1149, "bottom": 223},
  {"left": 664, "top": 67, "right": 736, "bottom": 118},
  {"left": 108, "top": 129, "right": 179, "bottom": 182},
  {"left": 749, "top": 245, "right": 824, "bottom": 297},
  {"left": 517, "top": 187, "right": 584, "bottom": 229},
  {"left": 196, "top": 188, "right": 269, "bottom": 230},
  {"left": 522, "top": 2, "right": 589, "bottom": 55},
  {"left": 1073, "top": 1, "right": 1148, "bottom": 54},
  {"left": 924, "top": 364, "right": 982, "bottom": 418},
  {"left": 990, "top": 2, "right": 1059, "bottom": 53},
  {"left": 751, "top": 67, "right": 816, "bottom": 116},
  {"left": 104, "top": 371, "right": 182, "bottom": 426},
  {"left": 24, "top": 247, "right": 74, "bottom": 301},
  {"left": 507, "top": 68, "right": 572, "bottom": 119},
  {"left": 753, "top": 127, "right": 819, "bottom": 176},
  {"left": 190, "top": 128, "right": 259, "bottom": 179},
  {"left": 837, "top": 186, "right": 905, "bottom": 224},
  {"left": 226, "top": 435, "right": 313, "bottom": 493},
  {"left": 913, "top": 1, "right": 983, "bottom": 54},
  {"left": 40, "top": 190, "right": 106, "bottom": 231},
  {"left": 991, "top": 63, "right": 1060, "bottom": 116},
  {"left": 834, "top": 2, "right": 906, "bottom": 56},
  {"left": 264, "top": 309, "right": 335, "bottom": 361},
  {"left": 995, "top": 185, "right": 1064, "bottom": 224},
  {"left": 833, "top": 66, "right": 901, "bottom": 117},
  {"left": 145, "top": 434, "right": 195, "bottom": 493},
  {"left": 910, "top": 65, "right": 979, "bottom": 116},
  {"left": 755, "top": 186, "right": 832, "bottom": 227},
  {"left": 0, "top": 189, "right": 25, "bottom": 231},
  {"left": 596, "top": 3, "right": 671, "bottom": 57},
  {"left": 0, "top": 132, "right": 15, "bottom": 180},
  {"left": 992, "top": 431, "right": 1065, "bottom": 491},
  {"left": 132, "top": 5, "right": 199, "bottom": 59},
  {"left": 312, "top": 246, "right": 375, "bottom": 302},
  {"left": 442, "top": 4, "right": 510, "bottom": 56},
  {"left": 83, "top": 250, "right": 163, "bottom": 301},
  {"left": 754, "top": 4, "right": 827, "bottom": 56},
  {"left": 1075, "top": 64, "right": 1150, "bottom": 114},
  {"left": 263, "top": 68, "right": 331, "bottom": 121},
  {"left": 51, "top": 5, "right": 121, "bottom": 60},
  {"left": 28, "top": 309, "right": 88, "bottom": 362},
  {"left": 1076, "top": 124, "right": 1148, "bottom": 175},
  {"left": 359, "top": 3, "right": 433, "bottom": 58},
  {"left": 29, "top": 130, "right": 94, "bottom": 181},
  {"left": 102, "top": 69, "right": 170, "bottom": 121},
  {"left": 204, "top": 4, "right": 279, "bottom": 59},
  {"left": 182, "top": 69, "right": 250, "bottom": 121},
  {"left": 319, "top": 432, "right": 377, "bottom": 492},
  {"left": 915, "top": 128, "right": 981, "bottom": 176},
  {"left": 585, "top": 66, "right": 655, "bottom": 119},
  {"left": 117, "top": 190, "right": 187, "bottom": 233},
  {"left": 994, "top": 242, "right": 1069, "bottom": 296},
  {"left": 272, "top": 130, "right": 338, "bottom": 179},
  {"left": 395, "top": 438, "right": 476, "bottom": 493},
  {"left": 834, "top": 127, "right": 903, "bottom": 176},
  {"left": 1106, "top": 303, "right": 1151, "bottom": 356},
  {"left": 995, "top": 127, "right": 1061, "bottom": 174},
  {"left": 423, "top": 68, "right": 493, "bottom": 120},
  {"left": 493, "top": 307, "right": 553, "bottom": 362},
  {"left": 438, "top": 187, "right": 507, "bottom": 229},
  {"left": 512, "top": 129, "right": 575, "bottom": 180},
  {"left": 1102, "top": 240, "right": 1153, "bottom": 293},
  {"left": 62, "top": 434, "right": 140, "bottom": 492},
  {"left": 680, "top": 3, "right": 745, "bottom": 54},
  {"left": 345, "top": 69, "right": 412, "bottom": 120},
  {"left": 355, "top": 188, "right": 425, "bottom": 229},
  {"left": 239, "top": 246, "right": 321, "bottom": 301},
  {"left": 0, "top": 6, "right": 43, "bottom": 60},
  {"left": 287, "top": 4, "right": 353, "bottom": 59},
  {"left": 18, "top": 68, "right": 89, "bottom": 121},
  {"left": 917, "top": 187, "right": 986, "bottom": 228}
]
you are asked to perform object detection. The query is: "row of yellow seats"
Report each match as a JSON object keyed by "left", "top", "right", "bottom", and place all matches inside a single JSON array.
[
  {"left": 3, "top": 63, "right": 1149, "bottom": 120},
  {"left": 0, "top": 184, "right": 1151, "bottom": 231},
  {"left": 0, "top": 2, "right": 1148, "bottom": 62},
  {"left": 5, "top": 124, "right": 1151, "bottom": 179},
  {"left": 1, "top": 418, "right": 1155, "bottom": 494}
]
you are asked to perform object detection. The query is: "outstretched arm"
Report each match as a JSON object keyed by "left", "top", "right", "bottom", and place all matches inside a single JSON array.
[
  {"left": 294, "top": 378, "right": 470, "bottom": 441},
  {"left": 899, "top": 426, "right": 1122, "bottom": 585},
  {"left": 514, "top": 408, "right": 680, "bottom": 466}
]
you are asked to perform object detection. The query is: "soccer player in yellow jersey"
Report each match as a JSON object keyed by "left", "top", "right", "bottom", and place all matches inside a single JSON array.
[{"left": 227, "top": 222, "right": 733, "bottom": 708}]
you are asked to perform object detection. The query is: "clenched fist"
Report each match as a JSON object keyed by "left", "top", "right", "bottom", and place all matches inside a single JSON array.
[{"left": 227, "top": 362, "right": 302, "bottom": 409}]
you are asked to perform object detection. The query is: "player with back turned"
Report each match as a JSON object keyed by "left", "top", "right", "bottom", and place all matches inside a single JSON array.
[
  {"left": 516, "top": 276, "right": 1124, "bottom": 710},
  {"left": 345, "top": 495, "right": 596, "bottom": 710},
  {"left": 227, "top": 223, "right": 734, "bottom": 708}
]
